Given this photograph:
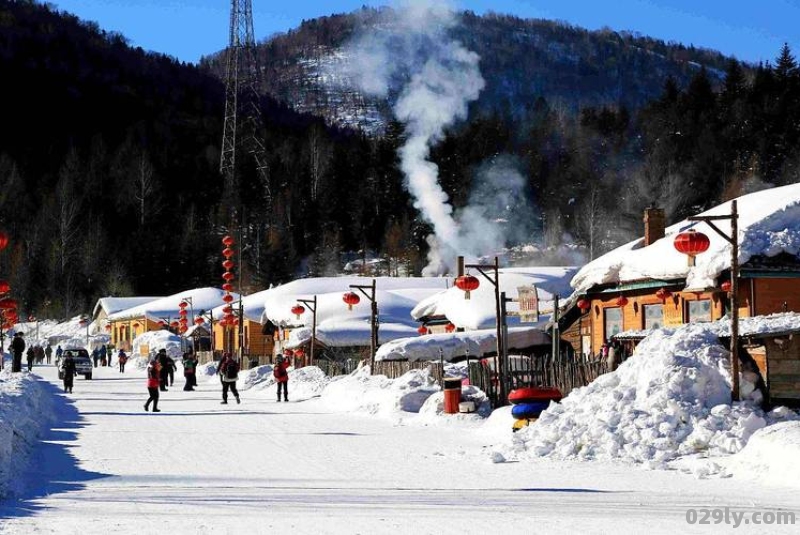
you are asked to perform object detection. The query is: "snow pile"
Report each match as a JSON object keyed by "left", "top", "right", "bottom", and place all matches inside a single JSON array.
[
  {"left": 418, "top": 384, "right": 492, "bottom": 423},
  {"left": 0, "top": 368, "right": 55, "bottom": 497},
  {"left": 245, "top": 365, "right": 333, "bottom": 401},
  {"left": 722, "top": 420, "right": 800, "bottom": 488},
  {"left": 506, "top": 324, "right": 798, "bottom": 468},
  {"left": 131, "top": 330, "right": 182, "bottom": 360},
  {"left": 320, "top": 366, "right": 440, "bottom": 415}
]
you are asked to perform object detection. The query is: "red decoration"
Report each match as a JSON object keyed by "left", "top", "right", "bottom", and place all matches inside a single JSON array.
[
  {"left": 0, "top": 298, "right": 17, "bottom": 309},
  {"left": 294, "top": 347, "right": 305, "bottom": 358},
  {"left": 720, "top": 280, "right": 732, "bottom": 293},
  {"left": 0, "top": 231, "right": 8, "bottom": 251},
  {"left": 179, "top": 301, "right": 188, "bottom": 309},
  {"left": 132, "top": 322, "right": 140, "bottom": 328},
  {"left": 222, "top": 283, "right": 234, "bottom": 292},
  {"left": 222, "top": 247, "right": 234, "bottom": 258},
  {"left": 445, "top": 323, "right": 456, "bottom": 333},
  {"left": 0, "top": 280, "right": 9, "bottom": 294},
  {"left": 222, "top": 259, "right": 235, "bottom": 270},
  {"left": 222, "top": 305, "right": 232, "bottom": 314},
  {"left": 417, "top": 325, "right": 428, "bottom": 335},
  {"left": 179, "top": 317, "right": 188, "bottom": 324},
  {"left": 194, "top": 317, "right": 204, "bottom": 326},
  {"left": 105, "top": 323, "right": 112, "bottom": 331},
  {"left": 616, "top": 296, "right": 629, "bottom": 307},
  {"left": 222, "top": 271, "right": 235, "bottom": 281},
  {"left": 655, "top": 288, "right": 672, "bottom": 302},
  {"left": 170, "top": 321, "right": 179, "bottom": 328},
  {"left": 222, "top": 235, "right": 235, "bottom": 247},
  {"left": 291, "top": 305, "right": 305, "bottom": 319},
  {"left": 455, "top": 274, "right": 480, "bottom": 300},
  {"left": 343, "top": 292, "right": 360, "bottom": 310},
  {"left": 674, "top": 229, "right": 711, "bottom": 265},
  {"left": 158, "top": 320, "right": 166, "bottom": 327},
  {"left": 577, "top": 298, "right": 590, "bottom": 312},
  {"left": 179, "top": 308, "right": 188, "bottom": 316},
  {"left": 222, "top": 294, "right": 234, "bottom": 303}
]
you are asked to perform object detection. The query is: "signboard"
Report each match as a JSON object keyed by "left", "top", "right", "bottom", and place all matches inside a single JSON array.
[{"left": 517, "top": 285, "right": 540, "bottom": 323}]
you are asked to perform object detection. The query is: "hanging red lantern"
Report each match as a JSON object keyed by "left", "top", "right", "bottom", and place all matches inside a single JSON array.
[
  {"left": 179, "top": 308, "right": 188, "bottom": 316},
  {"left": 445, "top": 323, "right": 456, "bottom": 333},
  {"left": 0, "top": 298, "right": 17, "bottom": 310},
  {"left": 218, "top": 317, "right": 228, "bottom": 327},
  {"left": 417, "top": 325, "right": 428, "bottom": 335},
  {"left": 222, "top": 259, "right": 235, "bottom": 271},
  {"left": 616, "top": 295, "right": 629, "bottom": 307},
  {"left": 455, "top": 274, "right": 480, "bottom": 300},
  {"left": 222, "top": 235, "right": 235, "bottom": 247},
  {"left": 179, "top": 301, "right": 188, "bottom": 309},
  {"left": 577, "top": 298, "right": 590, "bottom": 312},
  {"left": 674, "top": 229, "right": 711, "bottom": 266},
  {"left": 294, "top": 347, "right": 305, "bottom": 358},
  {"left": 222, "top": 305, "right": 232, "bottom": 314},
  {"left": 720, "top": 280, "right": 732, "bottom": 293},
  {"left": 158, "top": 320, "right": 166, "bottom": 327},
  {"left": 179, "top": 316, "right": 188, "bottom": 324},
  {"left": 0, "top": 280, "right": 9, "bottom": 294},
  {"left": 291, "top": 305, "right": 305, "bottom": 319},
  {"left": 343, "top": 292, "right": 360, "bottom": 310},
  {"left": 105, "top": 323, "right": 112, "bottom": 331},
  {"left": 222, "top": 293, "right": 234, "bottom": 303},
  {"left": 222, "top": 283, "right": 234, "bottom": 292},
  {"left": 222, "top": 247, "right": 234, "bottom": 258},
  {"left": 132, "top": 322, "right": 140, "bottom": 328},
  {"left": 655, "top": 288, "right": 672, "bottom": 302},
  {"left": 170, "top": 321, "right": 179, "bottom": 328},
  {"left": 0, "top": 231, "right": 8, "bottom": 251},
  {"left": 194, "top": 317, "right": 204, "bottom": 326},
  {"left": 222, "top": 271, "right": 235, "bottom": 281}
]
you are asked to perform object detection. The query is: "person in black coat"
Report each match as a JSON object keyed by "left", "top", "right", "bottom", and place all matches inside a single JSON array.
[
  {"left": 61, "top": 353, "right": 77, "bottom": 393},
  {"left": 11, "top": 332, "right": 25, "bottom": 372},
  {"left": 157, "top": 349, "right": 170, "bottom": 391}
]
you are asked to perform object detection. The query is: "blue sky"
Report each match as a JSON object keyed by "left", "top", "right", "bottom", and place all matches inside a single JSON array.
[{"left": 50, "top": 0, "right": 799, "bottom": 65}]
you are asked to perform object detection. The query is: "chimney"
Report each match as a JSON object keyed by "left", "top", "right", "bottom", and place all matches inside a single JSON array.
[{"left": 643, "top": 207, "right": 665, "bottom": 246}]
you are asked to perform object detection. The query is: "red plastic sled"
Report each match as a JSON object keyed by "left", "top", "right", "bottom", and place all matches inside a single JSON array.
[{"left": 508, "top": 387, "right": 563, "bottom": 405}]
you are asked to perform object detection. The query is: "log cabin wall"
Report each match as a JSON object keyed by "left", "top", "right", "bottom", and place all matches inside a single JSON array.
[
  {"left": 751, "top": 277, "right": 800, "bottom": 315},
  {"left": 764, "top": 335, "right": 800, "bottom": 404}
]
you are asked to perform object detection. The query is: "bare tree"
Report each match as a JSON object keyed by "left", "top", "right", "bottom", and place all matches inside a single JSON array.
[
  {"left": 133, "top": 151, "right": 156, "bottom": 226},
  {"left": 306, "top": 124, "right": 332, "bottom": 201},
  {"left": 574, "top": 184, "right": 606, "bottom": 260}
]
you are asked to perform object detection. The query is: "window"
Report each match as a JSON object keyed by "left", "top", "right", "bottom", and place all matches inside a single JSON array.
[
  {"left": 643, "top": 304, "right": 664, "bottom": 329},
  {"left": 604, "top": 307, "right": 623, "bottom": 339},
  {"left": 687, "top": 299, "right": 712, "bottom": 323}
]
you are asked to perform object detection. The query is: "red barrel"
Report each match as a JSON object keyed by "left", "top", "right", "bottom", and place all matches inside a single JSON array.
[{"left": 443, "top": 377, "right": 462, "bottom": 414}]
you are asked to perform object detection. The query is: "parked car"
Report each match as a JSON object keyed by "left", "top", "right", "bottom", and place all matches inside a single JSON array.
[{"left": 58, "top": 348, "right": 93, "bottom": 380}]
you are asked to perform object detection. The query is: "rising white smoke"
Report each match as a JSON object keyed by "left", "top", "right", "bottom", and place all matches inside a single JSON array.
[{"left": 346, "top": 0, "right": 533, "bottom": 274}]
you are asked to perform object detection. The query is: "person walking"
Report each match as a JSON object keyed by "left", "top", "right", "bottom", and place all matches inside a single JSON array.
[
  {"left": 61, "top": 352, "right": 77, "bottom": 393},
  {"left": 34, "top": 345, "right": 44, "bottom": 365},
  {"left": 55, "top": 344, "right": 63, "bottom": 364},
  {"left": 26, "top": 346, "right": 35, "bottom": 372},
  {"left": 100, "top": 344, "right": 108, "bottom": 367},
  {"left": 92, "top": 347, "right": 100, "bottom": 368},
  {"left": 157, "top": 349, "right": 170, "bottom": 391},
  {"left": 182, "top": 350, "right": 197, "bottom": 391},
  {"left": 217, "top": 352, "right": 240, "bottom": 405},
  {"left": 144, "top": 356, "right": 161, "bottom": 412},
  {"left": 118, "top": 349, "right": 128, "bottom": 372},
  {"left": 11, "top": 332, "right": 25, "bottom": 372},
  {"left": 45, "top": 344, "right": 53, "bottom": 365},
  {"left": 166, "top": 354, "right": 176, "bottom": 387},
  {"left": 274, "top": 352, "right": 291, "bottom": 402}
]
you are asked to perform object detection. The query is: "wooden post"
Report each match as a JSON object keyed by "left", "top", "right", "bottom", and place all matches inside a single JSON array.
[{"left": 730, "top": 200, "right": 740, "bottom": 401}]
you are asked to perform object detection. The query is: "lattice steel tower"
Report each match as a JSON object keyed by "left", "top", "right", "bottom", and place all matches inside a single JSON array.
[{"left": 220, "top": 0, "right": 270, "bottom": 205}]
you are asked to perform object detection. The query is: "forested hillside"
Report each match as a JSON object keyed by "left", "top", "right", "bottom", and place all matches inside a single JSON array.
[{"left": 1, "top": 1, "right": 799, "bottom": 321}]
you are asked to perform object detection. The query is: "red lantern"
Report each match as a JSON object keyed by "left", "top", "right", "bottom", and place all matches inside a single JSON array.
[
  {"left": 105, "top": 323, "right": 112, "bottom": 331},
  {"left": 720, "top": 280, "right": 732, "bottom": 293},
  {"left": 291, "top": 305, "right": 305, "bottom": 319},
  {"left": 132, "top": 322, "right": 140, "bottom": 328},
  {"left": 222, "top": 283, "right": 234, "bottom": 292},
  {"left": 222, "top": 294, "right": 234, "bottom": 303},
  {"left": 0, "top": 280, "right": 9, "bottom": 294},
  {"left": 577, "top": 298, "right": 590, "bottom": 312},
  {"left": 170, "top": 321, "right": 179, "bottom": 328},
  {"left": 222, "top": 259, "right": 235, "bottom": 270},
  {"left": 0, "top": 231, "right": 8, "bottom": 251},
  {"left": 343, "top": 292, "right": 360, "bottom": 310},
  {"left": 179, "top": 308, "right": 188, "bottom": 316},
  {"left": 179, "top": 301, "right": 188, "bottom": 309},
  {"left": 455, "top": 274, "right": 480, "bottom": 300},
  {"left": 194, "top": 317, "right": 204, "bottom": 325},
  {"left": 674, "top": 229, "right": 711, "bottom": 266},
  {"left": 616, "top": 295, "right": 628, "bottom": 307},
  {"left": 158, "top": 320, "right": 166, "bottom": 327},
  {"left": 222, "top": 235, "right": 235, "bottom": 247},
  {"left": 445, "top": 323, "right": 456, "bottom": 333},
  {"left": 294, "top": 347, "right": 305, "bottom": 358},
  {"left": 222, "top": 247, "right": 234, "bottom": 258},
  {"left": 222, "top": 271, "right": 235, "bottom": 281},
  {"left": 655, "top": 288, "right": 672, "bottom": 302},
  {"left": 417, "top": 325, "right": 428, "bottom": 335},
  {"left": 218, "top": 317, "right": 228, "bottom": 327},
  {"left": 179, "top": 317, "right": 188, "bottom": 324},
  {"left": 222, "top": 305, "right": 232, "bottom": 314},
  {"left": 0, "top": 298, "right": 17, "bottom": 310}
]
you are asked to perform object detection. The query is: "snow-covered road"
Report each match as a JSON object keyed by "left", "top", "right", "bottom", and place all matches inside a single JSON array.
[{"left": 1, "top": 364, "right": 798, "bottom": 534}]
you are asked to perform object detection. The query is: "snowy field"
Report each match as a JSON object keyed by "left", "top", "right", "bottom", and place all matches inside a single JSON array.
[{"left": 1, "top": 359, "right": 799, "bottom": 534}]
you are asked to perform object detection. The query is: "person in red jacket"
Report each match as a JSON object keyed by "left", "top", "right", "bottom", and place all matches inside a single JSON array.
[
  {"left": 274, "top": 351, "right": 291, "bottom": 402},
  {"left": 144, "top": 356, "right": 162, "bottom": 412}
]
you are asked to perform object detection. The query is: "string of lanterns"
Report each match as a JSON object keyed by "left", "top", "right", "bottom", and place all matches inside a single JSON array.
[{"left": 220, "top": 235, "right": 238, "bottom": 329}]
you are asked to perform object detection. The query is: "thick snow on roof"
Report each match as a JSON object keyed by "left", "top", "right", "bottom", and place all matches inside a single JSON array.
[
  {"left": 617, "top": 312, "right": 800, "bottom": 341},
  {"left": 412, "top": 266, "right": 578, "bottom": 330},
  {"left": 374, "top": 326, "right": 550, "bottom": 362},
  {"left": 211, "top": 288, "right": 272, "bottom": 323},
  {"left": 92, "top": 296, "right": 162, "bottom": 318},
  {"left": 571, "top": 183, "right": 800, "bottom": 295},
  {"left": 260, "top": 276, "right": 450, "bottom": 327},
  {"left": 106, "top": 287, "right": 238, "bottom": 322}
]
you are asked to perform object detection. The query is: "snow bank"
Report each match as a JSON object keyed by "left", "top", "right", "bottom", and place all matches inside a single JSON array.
[
  {"left": 320, "top": 367, "right": 441, "bottom": 415},
  {"left": 131, "top": 330, "right": 183, "bottom": 360},
  {"left": 505, "top": 324, "right": 799, "bottom": 469},
  {"left": 244, "top": 365, "right": 333, "bottom": 401},
  {"left": 722, "top": 420, "right": 800, "bottom": 488},
  {"left": 0, "top": 369, "right": 55, "bottom": 497},
  {"left": 418, "top": 384, "right": 492, "bottom": 423}
]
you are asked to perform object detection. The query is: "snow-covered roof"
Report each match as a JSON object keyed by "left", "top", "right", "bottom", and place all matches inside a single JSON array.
[
  {"left": 412, "top": 266, "right": 578, "bottom": 330},
  {"left": 92, "top": 296, "right": 163, "bottom": 318},
  {"left": 374, "top": 326, "right": 551, "bottom": 362},
  {"left": 571, "top": 184, "right": 800, "bottom": 296},
  {"left": 616, "top": 312, "right": 800, "bottom": 341},
  {"left": 106, "top": 287, "right": 239, "bottom": 323}
]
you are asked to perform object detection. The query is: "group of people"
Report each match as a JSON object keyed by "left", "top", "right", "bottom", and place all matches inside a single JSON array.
[
  {"left": 143, "top": 349, "right": 293, "bottom": 412},
  {"left": 91, "top": 344, "right": 111, "bottom": 367}
]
